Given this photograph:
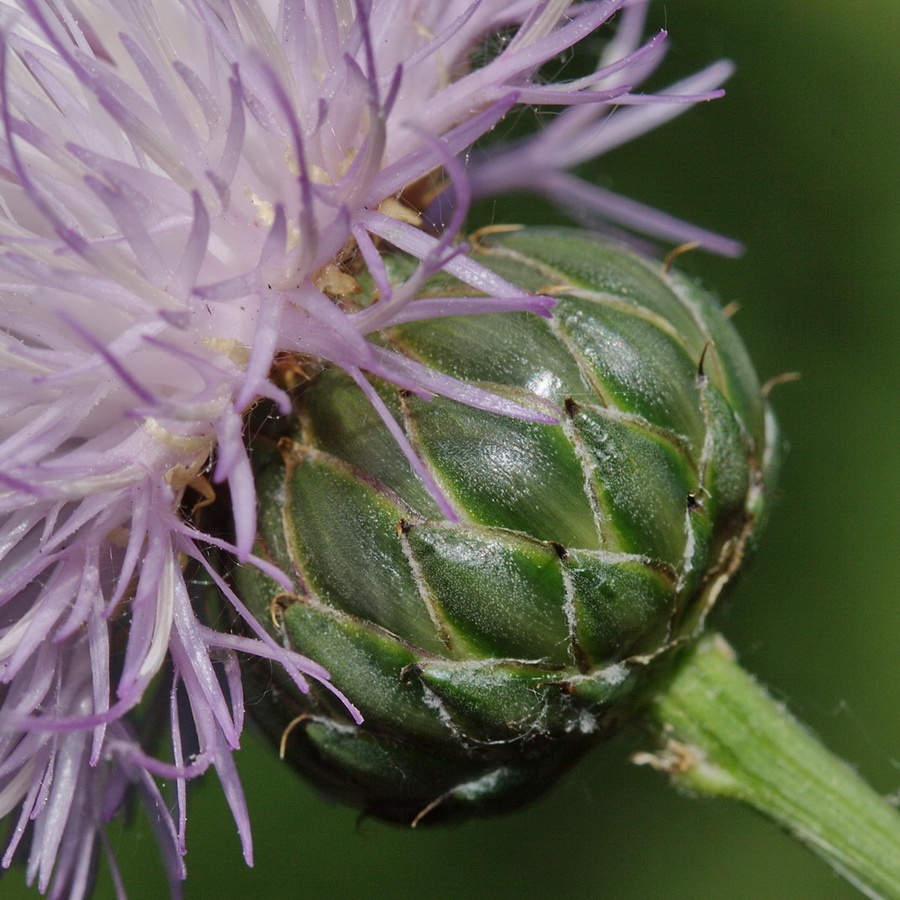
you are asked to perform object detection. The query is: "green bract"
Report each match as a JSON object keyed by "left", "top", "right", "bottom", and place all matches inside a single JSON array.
[{"left": 228, "top": 229, "right": 779, "bottom": 825}]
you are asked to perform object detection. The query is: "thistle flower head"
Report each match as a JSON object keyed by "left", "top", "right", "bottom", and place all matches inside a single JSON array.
[{"left": 0, "top": 1, "right": 733, "bottom": 895}]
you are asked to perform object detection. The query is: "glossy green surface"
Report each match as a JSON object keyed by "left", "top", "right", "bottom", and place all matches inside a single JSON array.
[{"left": 233, "top": 229, "right": 774, "bottom": 825}]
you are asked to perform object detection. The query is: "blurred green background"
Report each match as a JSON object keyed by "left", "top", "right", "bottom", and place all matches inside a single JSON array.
[{"left": 6, "top": 2, "right": 898, "bottom": 898}]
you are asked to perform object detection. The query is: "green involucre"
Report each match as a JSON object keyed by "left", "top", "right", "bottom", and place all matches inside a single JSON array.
[{"left": 228, "top": 229, "right": 779, "bottom": 824}]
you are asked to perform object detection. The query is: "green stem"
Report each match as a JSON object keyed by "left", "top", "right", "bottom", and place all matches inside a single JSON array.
[{"left": 640, "top": 633, "right": 900, "bottom": 899}]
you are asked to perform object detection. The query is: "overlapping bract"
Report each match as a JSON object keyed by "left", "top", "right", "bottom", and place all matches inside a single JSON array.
[{"left": 234, "top": 229, "right": 777, "bottom": 824}]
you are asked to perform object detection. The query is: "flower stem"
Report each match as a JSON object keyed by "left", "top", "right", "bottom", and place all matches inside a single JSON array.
[{"left": 639, "top": 633, "right": 900, "bottom": 899}]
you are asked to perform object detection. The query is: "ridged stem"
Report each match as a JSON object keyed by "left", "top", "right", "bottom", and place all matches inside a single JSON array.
[{"left": 640, "top": 633, "right": 900, "bottom": 899}]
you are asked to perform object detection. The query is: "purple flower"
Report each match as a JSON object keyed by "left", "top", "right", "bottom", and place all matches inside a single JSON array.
[{"left": 0, "top": 1, "right": 731, "bottom": 896}]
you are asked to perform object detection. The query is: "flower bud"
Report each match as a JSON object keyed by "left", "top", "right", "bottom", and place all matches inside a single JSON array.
[{"left": 227, "top": 229, "right": 779, "bottom": 825}]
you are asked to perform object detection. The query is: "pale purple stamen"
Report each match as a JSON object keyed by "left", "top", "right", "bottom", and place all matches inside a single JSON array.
[{"left": 468, "top": 32, "right": 741, "bottom": 254}]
